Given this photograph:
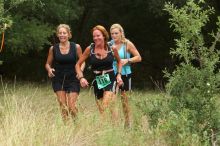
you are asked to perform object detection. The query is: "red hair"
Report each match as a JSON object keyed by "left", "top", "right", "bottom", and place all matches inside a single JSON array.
[{"left": 91, "top": 25, "right": 109, "bottom": 44}]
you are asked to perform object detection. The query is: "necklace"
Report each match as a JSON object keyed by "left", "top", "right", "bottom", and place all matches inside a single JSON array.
[
  {"left": 60, "top": 42, "right": 70, "bottom": 54},
  {"left": 95, "top": 48, "right": 108, "bottom": 59}
]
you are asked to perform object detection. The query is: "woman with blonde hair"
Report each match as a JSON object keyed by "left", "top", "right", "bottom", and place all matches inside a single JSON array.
[
  {"left": 45, "top": 24, "right": 84, "bottom": 121},
  {"left": 110, "top": 23, "right": 142, "bottom": 127},
  {"left": 76, "top": 25, "right": 123, "bottom": 121}
]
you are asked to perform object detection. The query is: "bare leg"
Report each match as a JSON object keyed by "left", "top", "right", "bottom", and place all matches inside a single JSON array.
[
  {"left": 102, "top": 91, "right": 112, "bottom": 109},
  {"left": 55, "top": 91, "right": 68, "bottom": 121},
  {"left": 67, "top": 92, "right": 78, "bottom": 118},
  {"left": 103, "top": 91, "right": 118, "bottom": 123},
  {"left": 96, "top": 97, "right": 106, "bottom": 122},
  {"left": 95, "top": 91, "right": 112, "bottom": 121},
  {"left": 107, "top": 91, "right": 118, "bottom": 122},
  {"left": 121, "top": 91, "right": 131, "bottom": 128},
  {"left": 96, "top": 98, "right": 104, "bottom": 114},
  {"left": 95, "top": 91, "right": 118, "bottom": 123}
]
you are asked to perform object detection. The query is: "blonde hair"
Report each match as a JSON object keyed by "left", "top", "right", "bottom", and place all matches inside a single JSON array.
[
  {"left": 92, "top": 25, "right": 109, "bottom": 45},
  {"left": 110, "top": 23, "right": 127, "bottom": 43},
  {"left": 56, "top": 24, "right": 72, "bottom": 39}
]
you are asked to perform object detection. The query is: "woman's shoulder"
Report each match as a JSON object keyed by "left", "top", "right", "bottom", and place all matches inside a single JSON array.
[
  {"left": 70, "top": 42, "right": 83, "bottom": 49},
  {"left": 126, "top": 39, "right": 135, "bottom": 48},
  {"left": 69, "top": 41, "right": 76, "bottom": 46},
  {"left": 125, "top": 39, "right": 132, "bottom": 44},
  {"left": 52, "top": 43, "right": 59, "bottom": 49}
]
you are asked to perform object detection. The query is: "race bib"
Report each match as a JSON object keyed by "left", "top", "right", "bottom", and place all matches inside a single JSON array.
[{"left": 96, "top": 74, "right": 111, "bottom": 89}]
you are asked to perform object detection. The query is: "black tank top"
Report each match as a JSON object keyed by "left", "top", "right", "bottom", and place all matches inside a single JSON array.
[
  {"left": 90, "top": 44, "right": 114, "bottom": 71},
  {"left": 53, "top": 42, "right": 77, "bottom": 74}
]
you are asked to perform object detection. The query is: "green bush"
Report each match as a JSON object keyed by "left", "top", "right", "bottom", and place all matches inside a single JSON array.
[
  {"left": 135, "top": 92, "right": 170, "bottom": 127},
  {"left": 164, "top": 0, "right": 220, "bottom": 141},
  {"left": 158, "top": 110, "right": 209, "bottom": 145}
]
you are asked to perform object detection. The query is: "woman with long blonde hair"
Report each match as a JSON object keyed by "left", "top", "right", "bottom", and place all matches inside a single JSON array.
[{"left": 110, "top": 23, "right": 142, "bottom": 128}]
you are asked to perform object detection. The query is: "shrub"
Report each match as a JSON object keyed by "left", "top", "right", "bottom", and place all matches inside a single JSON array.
[{"left": 164, "top": 0, "right": 220, "bottom": 142}]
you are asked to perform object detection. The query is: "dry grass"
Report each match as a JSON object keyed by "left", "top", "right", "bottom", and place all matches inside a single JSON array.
[{"left": 0, "top": 80, "right": 210, "bottom": 146}]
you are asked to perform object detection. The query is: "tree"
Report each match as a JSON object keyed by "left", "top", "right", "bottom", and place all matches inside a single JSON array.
[
  {"left": 0, "top": 0, "right": 28, "bottom": 64},
  {"left": 1, "top": 0, "right": 83, "bottom": 55}
]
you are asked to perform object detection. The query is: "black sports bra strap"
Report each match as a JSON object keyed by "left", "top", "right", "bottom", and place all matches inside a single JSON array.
[
  {"left": 90, "top": 43, "right": 96, "bottom": 55},
  {"left": 89, "top": 42, "right": 113, "bottom": 55},
  {"left": 70, "top": 42, "right": 77, "bottom": 60}
]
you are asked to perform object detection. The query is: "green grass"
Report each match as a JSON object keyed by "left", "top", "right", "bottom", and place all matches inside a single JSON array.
[{"left": 0, "top": 80, "right": 218, "bottom": 146}]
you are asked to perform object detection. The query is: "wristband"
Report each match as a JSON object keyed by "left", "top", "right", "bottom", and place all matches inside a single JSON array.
[
  {"left": 78, "top": 76, "right": 84, "bottom": 80},
  {"left": 128, "top": 58, "right": 132, "bottom": 64}
]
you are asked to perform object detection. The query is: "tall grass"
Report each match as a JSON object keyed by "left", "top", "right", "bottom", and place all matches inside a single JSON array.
[{"left": 0, "top": 79, "right": 216, "bottom": 146}]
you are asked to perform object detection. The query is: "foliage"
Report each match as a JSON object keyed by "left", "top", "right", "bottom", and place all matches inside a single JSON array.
[
  {"left": 11, "top": 0, "right": 83, "bottom": 24},
  {"left": 164, "top": 0, "right": 220, "bottom": 142},
  {"left": 1, "top": 0, "right": 220, "bottom": 87},
  {"left": 135, "top": 92, "right": 170, "bottom": 127},
  {"left": 133, "top": 91, "right": 214, "bottom": 145},
  {"left": 0, "top": 0, "right": 31, "bottom": 64},
  {"left": 1, "top": 0, "right": 83, "bottom": 55},
  {"left": 0, "top": 0, "right": 37, "bottom": 32},
  {"left": 5, "top": 15, "right": 53, "bottom": 54},
  {"left": 157, "top": 110, "right": 210, "bottom": 145},
  {"left": 42, "top": 0, "right": 83, "bottom": 23}
]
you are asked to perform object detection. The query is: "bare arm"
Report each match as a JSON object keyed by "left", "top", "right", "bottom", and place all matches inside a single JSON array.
[
  {"left": 112, "top": 46, "right": 123, "bottom": 86},
  {"left": 112, "top": 46, "right": 122, "bottom": 74},
  {"left": 76, "top": 44, "right": 85, "bottom": 71},
  {"left": 45, "top": 46, "right": 55, "bottom": 77},
  {"left": 126, "top": 40, "right": 142, "bottom": 63},
  {"left": 75, "top": 46, "right": 90, "bottom": 87},
  {"left": 76, "top": 46, "right": 90, "bottom": 77}
]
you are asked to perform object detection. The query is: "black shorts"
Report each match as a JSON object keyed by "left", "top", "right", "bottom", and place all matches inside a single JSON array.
[
  {"left": 52, "top": 71, "right": 80, "bottom": 93},
  {"left": 93, "top": 71, "right": 116, "bottom": 99},
  {"left": 119, "top": 73, "right": 132, "bottom": 91}
]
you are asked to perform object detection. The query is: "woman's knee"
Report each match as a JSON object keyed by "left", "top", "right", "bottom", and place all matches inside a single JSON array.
[
  {"left": 56, "top": 91, "right": 66, "bottom": 104},
  {"left": 68, "top": 92, "right": 78, "bottom": 101}
]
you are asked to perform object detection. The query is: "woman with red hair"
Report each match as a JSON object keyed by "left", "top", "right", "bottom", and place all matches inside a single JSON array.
[{"left": 76, "top": 25, "right": 122, "bottom": 121}]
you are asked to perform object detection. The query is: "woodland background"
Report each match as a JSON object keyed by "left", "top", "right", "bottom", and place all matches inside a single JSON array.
[{"left": 0, "top": 0, "right": 219, "bottom": 89}]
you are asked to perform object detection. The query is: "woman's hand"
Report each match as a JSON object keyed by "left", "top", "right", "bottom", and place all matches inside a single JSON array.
[
  {"left": 116, "top": 74, "right": 123, "bottom": 86},
  {"left": 80, "top": 78, "right": 89, "bottom": 88},
  {"left": 121, "top": 59, "right": 129, "bottom": 66},
  {"left": 48, "top": 68, "right": 55, "bottom": 78}
]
